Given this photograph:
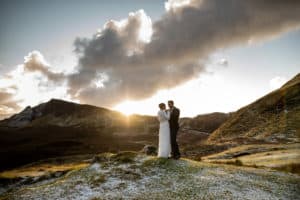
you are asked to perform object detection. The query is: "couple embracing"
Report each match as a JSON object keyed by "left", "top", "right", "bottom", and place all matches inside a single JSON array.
[{"left": 157, "top": 100, "right": 181, "bottom": 159}]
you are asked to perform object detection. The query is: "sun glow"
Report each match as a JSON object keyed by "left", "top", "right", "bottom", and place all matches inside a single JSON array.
[
  {"left": 114, "top": 101, "right": 137, "bottom": 116},
  {"left": 113, "top": 73, "right": 269, "bottom": 117}
]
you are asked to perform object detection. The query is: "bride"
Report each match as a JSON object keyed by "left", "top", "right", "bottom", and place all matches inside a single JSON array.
[{"left": 157, "top": 103, "right": 171, "bottom": 158}]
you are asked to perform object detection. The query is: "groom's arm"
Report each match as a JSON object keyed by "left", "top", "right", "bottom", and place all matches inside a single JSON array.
[{"left": 174, "top": 108, "right": 180, "bottom": 122}]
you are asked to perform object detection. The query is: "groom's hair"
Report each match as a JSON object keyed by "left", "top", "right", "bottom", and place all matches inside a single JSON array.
[
  {"left": 159, "top": 103, "right": 166, "bottom": 109},
  {"left": 168, "top": 100, "right": 174, "bottom": 105}
]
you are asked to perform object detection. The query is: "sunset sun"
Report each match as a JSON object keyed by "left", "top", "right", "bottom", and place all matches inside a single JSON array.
[{"left": 114, "top": 100, "right": 136, "bottom": 116}]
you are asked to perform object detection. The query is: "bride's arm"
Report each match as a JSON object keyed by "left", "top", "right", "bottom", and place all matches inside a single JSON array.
[{"left": 164, "top": 110, "right": 170, "bottom": 120}]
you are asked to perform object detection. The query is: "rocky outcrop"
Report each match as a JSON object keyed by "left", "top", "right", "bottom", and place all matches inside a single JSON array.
[
  {"left": 5, "top": 106, "right": 42, "bottom": 128},
  {"left": 141, "top": 145, "right": 157, "bottom": 155}
]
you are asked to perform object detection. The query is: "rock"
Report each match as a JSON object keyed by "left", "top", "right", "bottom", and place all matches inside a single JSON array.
[
  {"left": 92, "top": 154, "right": 110, "bottom": 163},
  {"left": 6, "top": 106, "right": 42, "bottom": 128},
  {"left": 141, "top": 145, "right": 157, "bottom": 155}
]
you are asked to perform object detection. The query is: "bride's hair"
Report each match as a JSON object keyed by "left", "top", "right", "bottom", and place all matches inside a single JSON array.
[{"left": 159, "top": 103, "right": 166, "bottom": 110}]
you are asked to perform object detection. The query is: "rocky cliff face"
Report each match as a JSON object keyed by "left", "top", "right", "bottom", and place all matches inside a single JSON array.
[{"left": 3, "top": 106, "right": 42, "bottom": 128}]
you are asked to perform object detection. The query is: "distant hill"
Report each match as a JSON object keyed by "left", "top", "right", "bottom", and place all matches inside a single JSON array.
[
  {"left": 180, "top": 112, "right": 230, "bottom": 133},
  {"left": 0, "top": 99, "right": 158, "bottom": 171},
  {"left": 0, "top": 98, "right": 152, "bottom": 129},
  {"left": 208, "top": 73, "right": 300, "bottom": 144}
]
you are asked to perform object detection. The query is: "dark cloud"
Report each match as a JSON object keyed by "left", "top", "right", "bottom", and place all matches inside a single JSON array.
[
  {"left": 143, "top": 0, "right": 300, "bottom": 67},
  {"left": 67, "top": 0, "right": 300, "bottom": 107}
]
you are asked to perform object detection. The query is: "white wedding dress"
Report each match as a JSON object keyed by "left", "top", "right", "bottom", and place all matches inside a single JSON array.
[{"left": 157, "top": 110, "right": 171, "bottom": 158}]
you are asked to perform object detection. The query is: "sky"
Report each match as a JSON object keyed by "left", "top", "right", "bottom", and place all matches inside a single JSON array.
[{"left": 0, "top": 0, "right": 299, "bottom": 118}]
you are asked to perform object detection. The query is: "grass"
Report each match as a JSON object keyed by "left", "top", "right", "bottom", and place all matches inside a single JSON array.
[
  {"left": 88, "top": 174, "right": 106, "bottom": 187},
  {"left": 0, "top": 162, "right": 89, "bottom": 179},
  {"left": 202, "top": 143, "right": 300, "bottom": 174},
  {"left": 274, "top": 163, "right": 300, "bottom": 174},
  {"left": 110, "top": 151, "right": 137, "bottom": 163},
  {"left": 1, "top": 152, "right": 300, "bottom": 200}
]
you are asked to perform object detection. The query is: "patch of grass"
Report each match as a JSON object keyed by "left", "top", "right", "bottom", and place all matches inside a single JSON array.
[
  {"left": 141, "top": 157, "right": 176, "bottom": 172},
  {"left": 88, "top": 174, "right": 106, "bottom": 187},
  {"left": 109, "top": 167, "right": 142, "bottom": 181},
  {"left": 202, "top": 143, "right": 300, "bottom": 174},
  {"left": 0, "top": 163, "right": 89, "bottom": 179},
  {"left": 233, "top": 159, "right": 243, "bottom": 166},
  {"left": 111, "top": 151, "right": 137, "bottom": 163},
  {"left": 92, "top": 153, "right": 114, "bottom": 163},
  {"left": 89, "top": 197, "right": 103, "bottom": 200},
  {"left": 274, "top": 163, "right": 300, "bottom": 174}
]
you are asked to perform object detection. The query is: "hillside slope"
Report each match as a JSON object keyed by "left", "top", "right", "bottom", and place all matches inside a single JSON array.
[
  {"left": 0, "top": 152, "right": 299, "bottom": 200},
  {"left": 208, "top": 73, "right": 300, "bottom": 144}
]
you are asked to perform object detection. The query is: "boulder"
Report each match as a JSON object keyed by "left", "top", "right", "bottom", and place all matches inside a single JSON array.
[{"left": 141, "top": 145, "right": 157, "bottom": 155}]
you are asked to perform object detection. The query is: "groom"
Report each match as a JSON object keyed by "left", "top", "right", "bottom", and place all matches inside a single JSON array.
[{"left": 168, "top": 100, "right": 181, "bottom": 159}]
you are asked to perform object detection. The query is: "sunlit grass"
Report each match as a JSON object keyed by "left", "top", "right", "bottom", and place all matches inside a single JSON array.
[
  {"left": 0, "top": 163, "right": 89, "bottom": 179},
  {"left": 202, "top": 143, "right": 300, "bottom": 174}
]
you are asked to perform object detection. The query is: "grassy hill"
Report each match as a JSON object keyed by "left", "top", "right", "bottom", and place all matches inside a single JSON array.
[
  {"left": 0, "top": 99, "right": 227, "bottom": 171},
  {"left": 208, "top": 73, "right": 300, "bottom": 144},
  {"left": 0, "top": 152, "right": 299, "bottom": 200}
]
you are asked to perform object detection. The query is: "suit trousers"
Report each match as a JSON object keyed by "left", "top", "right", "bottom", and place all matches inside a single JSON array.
[{"left": 170, "top": 126, "right": 180, "bottom": 157}]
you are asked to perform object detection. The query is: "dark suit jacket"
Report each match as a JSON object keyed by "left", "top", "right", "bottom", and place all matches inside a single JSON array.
[{"left": 169, "top": 107, "right": 180, "bottom": 130}]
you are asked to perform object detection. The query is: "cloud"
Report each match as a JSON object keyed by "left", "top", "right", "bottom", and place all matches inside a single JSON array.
[
  {"left": 269, "top": 76, "right": 287, "bottom": 90},
  {"left": 0, "top": 91, "right": 21, "bottom": 118},
  {"left": 1, "top": 1, "right": 300, "bottom": 114},
  {"left": 144, "top": 0, "right": 300, "bottom": 66},
  {"left": 23, "top": 51, "right": 65, "bottom": 82},
  {"left": 217, "top": 58, "right": 228, "bottom": 67},
  {"left": 0, "top": 51, "right": 72, "bottom": 117},
  {"left": 68, "top": 0, "right": 300, "bottom": 108}
]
